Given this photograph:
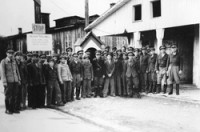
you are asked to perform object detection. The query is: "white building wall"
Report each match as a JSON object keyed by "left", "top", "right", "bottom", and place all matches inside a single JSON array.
[{"left": 92, "top": 0, "right": 200, "bottom": 36}]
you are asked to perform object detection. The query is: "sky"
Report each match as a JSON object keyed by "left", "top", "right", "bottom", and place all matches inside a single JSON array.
[{"left": 0, "top": 0, "right": 119, "bottom": 36}]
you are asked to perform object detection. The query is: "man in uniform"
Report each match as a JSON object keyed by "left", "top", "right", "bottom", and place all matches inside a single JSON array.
[
  {"left": 167, "top": 45, "right": 183, "bottom": 95},
  {"left": 140, "top": 47, "right": 149, "bottom": 93},
  {"left": 125, "top": 52, "right": 140, "bottom": 98},
  {"left": 103, "top": 52, "right": 115, "bottom": 97},
  {"left": 70, "top": 53, "right": 83, "bottom": 100},
  {"left": 113, "top": 52, "right": 123, "bottom": 96},
  {"left": 122, "top": 52, "right": 128, "bottom": 96},
  {"left": 155, "top": 46, "right": 169, "bottom": 94},
  {"left": 147, "top": 48, "right": 157, "bottom": 93},
  {"left": 1, "top": 49, "right": 21, "bottom": 114},
  {"left": 92, "top": 50, "right": 105, "bottom": 97}
]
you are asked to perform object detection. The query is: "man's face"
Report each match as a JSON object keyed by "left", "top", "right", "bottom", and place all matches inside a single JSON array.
[
  {"left": 114, "top": 55, "right": 118, "bottom": 59},
  {"left": 107, "top": 55, "right": 112, "bottom": 60},
  {"left": 60, "top": 58, "right": 65, "bottom": 63},
  {"left": 74, "top": 56, "right": 78, "bottom": 61},
  {"left": 128, "top": 55, "right": 133, "bottom": 60},
  {"left": 96, "top": 54, "right": 101, "bottom": 59},
  {"left": 68, "top": 51, "right": 72, "bottom": 56},
  {"left": 49, "top": 61, "right": 54, "bottom": 67},
  {"left": 15, "top": 55, "right": 21, "bottom": 60},
  {"left": 161, "top": 49, "right": 166, "bottom": 54},
  {"left": 142, "top": 50, "right": 146, "bottom": 54},
  {"left": 20, "top": 56, "right": 25, "bottom": 62},
  {"left": 150, "top": 50, "right": 155, "bottom": 55},
  {"left": 78, "top": 53, "right": 83, "bottom": 59},
  {"left": 172, "top": 48, "right": 177, "bottom": 53},
  {"left": 7, "top": 53, "right": 13, "bottom": 58},
  {"left": 134, "top": 51, "right": 139, "bottom": 56},
  {"left": 123, "top": 54, "right": 127, "bottom": 60}
]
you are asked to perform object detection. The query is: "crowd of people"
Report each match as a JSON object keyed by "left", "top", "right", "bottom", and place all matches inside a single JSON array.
[{"left": 0, "top": 44, "right": 183, "bottom": 115}]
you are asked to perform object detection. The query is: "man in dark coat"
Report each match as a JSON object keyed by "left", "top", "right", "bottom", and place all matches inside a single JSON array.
[
  {"left": 103, "top": 52, "right": 115, "bottom": 97},
  {"left": 155, "top": 46, "right": 169, "bottom": 94},
  {"left": 147, "top": 48, "right": 157, "bottom": 93},
  {"left": 92, "top": 50, "right": 105, "bottom": 97},
  {"left": 125, "top": 52, "right": 141, "bottom": 98},
  {"left": 140, "top": 47, "right": 149, "bottom": 93},
  {"left": 167, "top": 45, "right": 183, "bottom": 95}
]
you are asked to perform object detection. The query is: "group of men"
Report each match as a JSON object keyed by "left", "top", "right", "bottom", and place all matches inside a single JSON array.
[{"left": 0, "top": 44, "right": 183, "bottom": 115}]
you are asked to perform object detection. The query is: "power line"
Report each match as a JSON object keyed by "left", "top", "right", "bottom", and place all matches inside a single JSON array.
[{"left": 48, "top": 0, "right": 70, "bottom": 15}]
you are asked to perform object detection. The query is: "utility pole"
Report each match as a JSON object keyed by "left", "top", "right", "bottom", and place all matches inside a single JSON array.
[{"left": 85, "top": 0, "right": 89, "bottom": 28}]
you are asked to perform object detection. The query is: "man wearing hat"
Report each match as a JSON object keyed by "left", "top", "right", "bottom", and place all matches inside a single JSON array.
[
  {"left": 92, "top": 50, "right": 105, "bottom": 97},
  {"left": 70, "top": 53, "right": 83, "bottom": 100},
  {"left": 122, "top": 52, "right": 128, "bottom": 96},
  {"left": 103, "top": 52, "right": 115, "bottom": 97},
  {"left": 155, "top": 45, "right": 169, "bottom": 94},
  {"left": 45, "top": 58, "right": 64, "bottom": 107},
  {"left": 66, "top": 47, "right": 73, "bottom": 55},
  {"left": 105, "top": 46, "right": 110, "bottom": 52},
  {"left": 77, "top": 50, "right": 84, "bottom": 62},
  {"left": 140, "top": 47, "right": 149, "bottom": 93},
  {"left": 167, "top": 45, "right": 183, "bottom": 95},
  {"left": 1, "top": 49, "right": 21, "bottom": 114},
  {"left": 147, "top": 48, "right": 158, "bottom": 93},
  {"left": 125, "top": 51, "right": 141, "bottom": 98},
  {"left": 113, "top": 52, "right": 123, "bottom": 96},
  {"left": 112, "top": 47, "right": 117, "bottom": 53}
]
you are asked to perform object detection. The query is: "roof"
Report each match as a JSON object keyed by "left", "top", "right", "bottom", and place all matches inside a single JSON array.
[
  {"left": 85, "top": 0, "right": 131, "bottom": 31},
  {"left": 54, "top": 16, "right": 84, "bottom": 21},
  {"left": 75, "top": 31, "right": 105, "bottom": 47}
]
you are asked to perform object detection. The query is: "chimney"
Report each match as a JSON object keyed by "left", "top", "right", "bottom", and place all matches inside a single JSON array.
[
  {"left": 110, "top": 3, "right": 116, "bottom": 8},
  {"left": 18, "top": 28, "right": 22, "bottom": 34},
  {"left": 41, "top": 13, "right": 50, "bottom": 29}
]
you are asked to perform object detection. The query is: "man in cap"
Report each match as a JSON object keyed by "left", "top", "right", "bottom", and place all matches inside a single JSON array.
[
  {"left": 105, "top": 46, "right": 110, "bottom": 52},
  {"left": 92, "top": 50, "right": 105, "bottom": 97},
  {"left": 155, "top": 45, "right": 169, "bottom": 94},
  {"left": 122, "top": 52, "right": 128, "bottom": 96},
  {"left": 140, "top": 47, "right": 149, "bottom": 93},
  {"left": 77, "top": 50, "right": 84, "bottom": 62},
  {"left": 103, "top": 52, "right": 115, "bottom": 97},
  {"left": 70, "top": 53, "right": 83, "bottom": 100},
  {"left": 1, "top": 49, "right": 21, "bottom": 114},
  {"left": 113, "top": 52, "right": 123, "bottom": 96},
  {"left": 167, "top": 45, "right": 183, "bottom": 95},
  {"left": 147, "top": 48, "right": 157, "bottom": 93},
  {"left": 125, "top": 51, "right": 141, "bottom": 98},
  {"left": 112, "top": 47, "right": 117, "bottom": 53}
]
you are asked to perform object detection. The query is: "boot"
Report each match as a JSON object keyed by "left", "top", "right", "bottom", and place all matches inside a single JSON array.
[
  {"left": 176, "top": 84, "right": 179, "bottom": 95},
  {"left": 168, "top": 84, "right": 173, "bottom": 95},
  {"left": 76, "top": 87, "right": 81, "bottom": 100},
  {"left": 148, "top": 82, "right": 153, "bottom": 93},
  {"left": 152, "top": 82, "right": 157, "bottom": 93},
  {"left": 163, "top": 84, "right": 167, "bottom": 94},
  {"left": 156, "top": 84, "right": 161, "bottom": 94}
]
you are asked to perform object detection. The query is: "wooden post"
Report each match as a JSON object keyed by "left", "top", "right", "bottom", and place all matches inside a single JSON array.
[{"left": 85, "top": 0, "right": 89, "bottom": 27}]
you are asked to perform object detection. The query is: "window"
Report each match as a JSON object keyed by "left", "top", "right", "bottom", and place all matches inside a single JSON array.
[
  {"left": 133, "top": 5, "right": 142, "bottom": 21},
  {"left": 152, "top": 0, "right": 161, "bottom": 18}
]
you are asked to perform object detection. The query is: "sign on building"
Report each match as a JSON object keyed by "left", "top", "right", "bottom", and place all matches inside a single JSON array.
[
  {"left": 27, "top": 34, "right": 52, "bottom": 51},
  {"left": 32, "top": 24, "right": 46, "bottom": 34}
]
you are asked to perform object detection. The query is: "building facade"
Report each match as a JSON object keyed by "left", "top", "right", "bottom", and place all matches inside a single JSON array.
[{"left": 85, "top": 0, "right": 200, "bottom": 88}]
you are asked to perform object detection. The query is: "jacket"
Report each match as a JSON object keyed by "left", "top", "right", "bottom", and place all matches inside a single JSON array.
[
  {"left": 82, "top": 60, "right": 94, "bottom": 79},
  {"left": 155, "top": 53, "right": 169, "bottom": 71},
  {"left": 104, "top": 60, "right": 115, "bottom": 77},
  {"left": 18, "top": 61, "right": 28, "bottom": 84},
  {"left": 140, "top": 53, "right": 149, "bottom": 73},
  {"left": 167, "top": 52, "right": 183, "bottom": 70},
  {"left": 1, "top": 57, "right": 21, "bottom": 85},
  {"left": 125, "top": 58, "right": 140, "bottom": 78},
  {"left": 70, "top": 60, "right": 83, "bottom": 76},
  {"left": 92, "top": 58, "right": 105, "bottom": 77},
  {"left": 114, "top": 59, "right": 123, "bottom": 76},
  {"left": 57, "top": 63, "right": 73, "bottom": 82},
  {"left": 147, "top": 53, "right": 157, "bottom": 72},
  {"left": 45, "top": 65, "right": 59, "bottom": 82}
]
